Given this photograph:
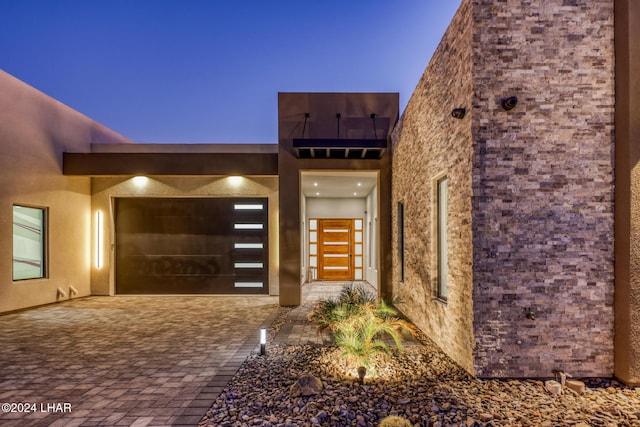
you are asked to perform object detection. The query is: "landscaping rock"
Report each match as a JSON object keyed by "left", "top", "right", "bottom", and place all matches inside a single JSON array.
[
  {"left": 566, "top": 379, "right": 586, "bottom": 395},
  {"left": 198, "top": 313, "right": 640, "bottom": 427},
  {"left": 290, "top": 374, "right": 323, "bottom": 397}
]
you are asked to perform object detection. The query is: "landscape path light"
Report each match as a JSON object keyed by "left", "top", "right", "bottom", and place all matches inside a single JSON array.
[{"left": 259, "top": 327, "right": 267, "bottom": 356}]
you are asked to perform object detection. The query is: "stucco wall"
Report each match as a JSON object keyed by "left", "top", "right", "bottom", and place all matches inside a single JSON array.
[
  {"left": 90, "top": 176, "right": 279, "bottom": 296},
  {"left": 0, "top": 70, "right": 133, "bottom": 313},
  {"left": 470, "top": 0, "right": 615, "bottom": 377},
  {"left": 306, "top": 198, "right": 366, "bottom": 219},
  {"left": 278, "top": 92, "right": 398, "bottom": 305},
  {"left": 391, "top": 0, "right": 475, "bottom": 374}
]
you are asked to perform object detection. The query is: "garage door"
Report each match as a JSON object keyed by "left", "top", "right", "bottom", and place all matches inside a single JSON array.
[{"left": 115, "top": 197, "right": 268, "bottom": 294}]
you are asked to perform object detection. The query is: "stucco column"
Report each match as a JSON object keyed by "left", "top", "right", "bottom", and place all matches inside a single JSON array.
[{"left": 614, "top": 0, "right": 640, "bottom": 386}]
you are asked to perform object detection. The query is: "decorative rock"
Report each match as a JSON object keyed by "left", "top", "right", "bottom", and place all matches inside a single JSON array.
[
  {"left": 479, "top": 413, "right": 493, "bottom": 422},
  {"left": 545, "top": 380, "right": 562, "bottom": 395},
  {"left": 566, "top": 380, "right": 586, "bottom": 395},
  {"left": 200, "top": 339, "right": 640, "bottom": 426},
  {"left": 379, "top": 415, "right": 412, "bottom": 427},
  {"left": 290, "top": 374, "right": 323, "bottom": 397}
]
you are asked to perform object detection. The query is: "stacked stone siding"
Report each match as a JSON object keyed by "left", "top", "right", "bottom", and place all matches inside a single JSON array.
[
  {"left": 392, "top": 0, "right": 615, "bottom": 378},
  {"left": 391, "top": 0, "right": 475, "bottom": 374},
  {"left": 470, "top": 0, "right": 615, "bottom": 377}
]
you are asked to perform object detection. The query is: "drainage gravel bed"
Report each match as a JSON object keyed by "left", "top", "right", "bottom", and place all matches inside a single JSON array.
[{"left": 200, "top": 315, "right": 640, "bottom": 426}]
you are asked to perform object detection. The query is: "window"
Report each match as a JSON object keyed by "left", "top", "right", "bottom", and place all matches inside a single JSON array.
[
  {"left": 13, "top": 205, "right": 47, "bottom": 281},
  {"left": 436, "top": 177, "right": 448, "bottom": 300},
  {"left": 397, "top": 202, "right": 405, "bottom": 282}
]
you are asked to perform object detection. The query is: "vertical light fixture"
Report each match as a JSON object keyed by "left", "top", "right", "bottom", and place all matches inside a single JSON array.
[
  {"left": 95, "top": 210, "right": 103, "bottom": 269},
  {"left": 259, "top": 327, "right": 267, "bottom": 356}
]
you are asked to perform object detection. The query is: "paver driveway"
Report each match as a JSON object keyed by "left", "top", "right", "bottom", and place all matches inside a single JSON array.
[{"left": 0, "top": 295, "right": 279, "bottom": 426}]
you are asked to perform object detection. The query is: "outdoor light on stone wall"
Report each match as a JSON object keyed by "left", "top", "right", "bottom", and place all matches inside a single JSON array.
[
  {"left": 500, "top": 96, "right": 518, "bottom": 111},
  {"left": 451, "top": 108, "right": 466, "bottom": 119},
  {"left": 259, "top": 327, "right": 267, "bottom": 356},
  {"left": 525, "top": 308, "right": 535, "bottom": 321}
]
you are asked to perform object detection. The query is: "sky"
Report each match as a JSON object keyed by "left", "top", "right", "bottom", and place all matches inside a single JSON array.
[{"left": 0, "top": 1, "right": 461, "bottom": 144}]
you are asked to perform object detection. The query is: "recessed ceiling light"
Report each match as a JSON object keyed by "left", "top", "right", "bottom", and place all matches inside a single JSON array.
[
  {"left": 313, "top": 182, "right": 318, "bottom": 187},
  {"left": 353, "top": 192, "right": 357, "bottom": 196},
  {"left": 357, "top": 182, "right": 362, "bottom": 187},
  {"left": 316, "top": 192, "right": 320, "bottom": 196}
]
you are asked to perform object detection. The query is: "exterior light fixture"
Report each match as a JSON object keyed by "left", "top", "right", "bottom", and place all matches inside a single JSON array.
[
  {"left": 228, "top": 176, "right": 243, "bottom": 186},
  {"left": 259, "top": 327, "right": 267, "bottom": 356},
  {"left": 451, "top": 108, "right": 466, "bottom": 119},
  {"left": 95, "top": 210, "right": 103, "bottom": 269},
  {"left": 500, "top": 96, "right": 518, "bottom": 111},
  {"left": 525, "top": 308, "right": 535, "bottom": 320},
  {"left": 357, "top": 366, "right": 367, "bottom": 383},
  {"left": 132, "top": 175, "right": 148, "bottom": 187}
]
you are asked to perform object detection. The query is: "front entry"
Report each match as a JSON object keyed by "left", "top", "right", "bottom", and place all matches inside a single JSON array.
[{"left": 309, "top": 218, "right": 364, "bottom": 281}]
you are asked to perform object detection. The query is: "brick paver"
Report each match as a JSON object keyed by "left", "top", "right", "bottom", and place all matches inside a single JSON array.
[{"left": 0, "top": 295, "right": 278, "bottom": 426}]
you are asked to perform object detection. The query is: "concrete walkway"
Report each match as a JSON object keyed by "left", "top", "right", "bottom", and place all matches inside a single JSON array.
[
  {"left": 272, "top": 282, "right": 354, "bottom": 346},
  {"left": 0, "top": 295, "right": 279, "bottom": 427}
]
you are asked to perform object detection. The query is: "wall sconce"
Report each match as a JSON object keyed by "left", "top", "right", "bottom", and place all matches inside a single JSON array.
[
  {"left": 451, "top": 108, "right": 466, "bottom": 119},
  {"left": 500, "top": 96, "right": 518, "bottom": 111},
  {"left": 525, "top": 307, "right": 535, "bottom": 320},
  {"left": 259, "top": 327, "right": 267, "bottom": 356},
  {"left": 95, "top": 210, "right": 103, "bottom": 269}
]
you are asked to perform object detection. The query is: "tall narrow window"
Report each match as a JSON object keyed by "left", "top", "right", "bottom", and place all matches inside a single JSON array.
[
  {"left": 13, "top": 205, "right": 47, "bottom": 281},
  {"left": 397, "top": 202, "right": 405, "bottom": 282},
  {"left": 436, "top": 177, "right": 448, "bottom": 300}
]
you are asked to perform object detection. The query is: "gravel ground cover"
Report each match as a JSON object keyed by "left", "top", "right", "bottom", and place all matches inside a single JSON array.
[{"left": 200, "top": 310, "right": 640, "bottom": 427}]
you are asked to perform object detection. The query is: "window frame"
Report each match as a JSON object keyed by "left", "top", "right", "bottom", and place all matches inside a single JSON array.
[
  {"left": 435, "top": 176, "right": 449, "bottom": 301},
  {"left": 397, "top": 201, "right": 405, "bottom": 283},
  {"left": 12, "top": 204, "right": 48, "bottom": 281}
]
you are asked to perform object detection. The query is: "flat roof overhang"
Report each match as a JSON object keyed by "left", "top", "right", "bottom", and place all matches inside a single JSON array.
[
  {"left": 292, "top": 138, "right": 387, "bottom": 159},
  {"left": 62, "top": 152, "right": 278, "bottom": 176}
]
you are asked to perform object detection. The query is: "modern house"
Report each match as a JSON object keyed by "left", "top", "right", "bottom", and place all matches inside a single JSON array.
[{"left": 0, "top": 0, "right": 638, "bottom": 384}]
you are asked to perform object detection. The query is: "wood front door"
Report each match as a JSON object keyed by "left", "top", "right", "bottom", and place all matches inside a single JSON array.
[{"left": 318, "top": 219, "right": 353, "bottom": 280}]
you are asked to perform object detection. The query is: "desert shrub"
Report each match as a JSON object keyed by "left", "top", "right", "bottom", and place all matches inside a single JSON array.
[{"left": 308, "top": 284, "right": 415, "bottom": 371}]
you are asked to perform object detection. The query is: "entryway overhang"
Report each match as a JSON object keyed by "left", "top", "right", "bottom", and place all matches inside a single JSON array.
[{"left": 292, "top": 138, "right": 387, "bottom": 159}]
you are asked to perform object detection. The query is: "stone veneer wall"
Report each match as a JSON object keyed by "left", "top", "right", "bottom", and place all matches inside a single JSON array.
[
  {"left": 391, "top": 0, "right": 475, "bottom": 374},
  {"left": 470, "top": 0, "right": 615, "bottom": 377}
]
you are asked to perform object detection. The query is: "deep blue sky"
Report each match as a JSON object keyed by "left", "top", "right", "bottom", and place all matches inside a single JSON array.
[{"left": 0, "top": 1, "right": 460, "bottom": 143}]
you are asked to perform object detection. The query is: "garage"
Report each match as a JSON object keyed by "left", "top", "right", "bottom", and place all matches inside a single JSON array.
[{"left": 115, "top": 197, "right": 268, "bottom": 294}]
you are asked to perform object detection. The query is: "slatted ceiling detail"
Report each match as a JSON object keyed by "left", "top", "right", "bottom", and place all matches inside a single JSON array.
[{"left": 292, "top": 139, "right": 388, "bottom": 159}]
